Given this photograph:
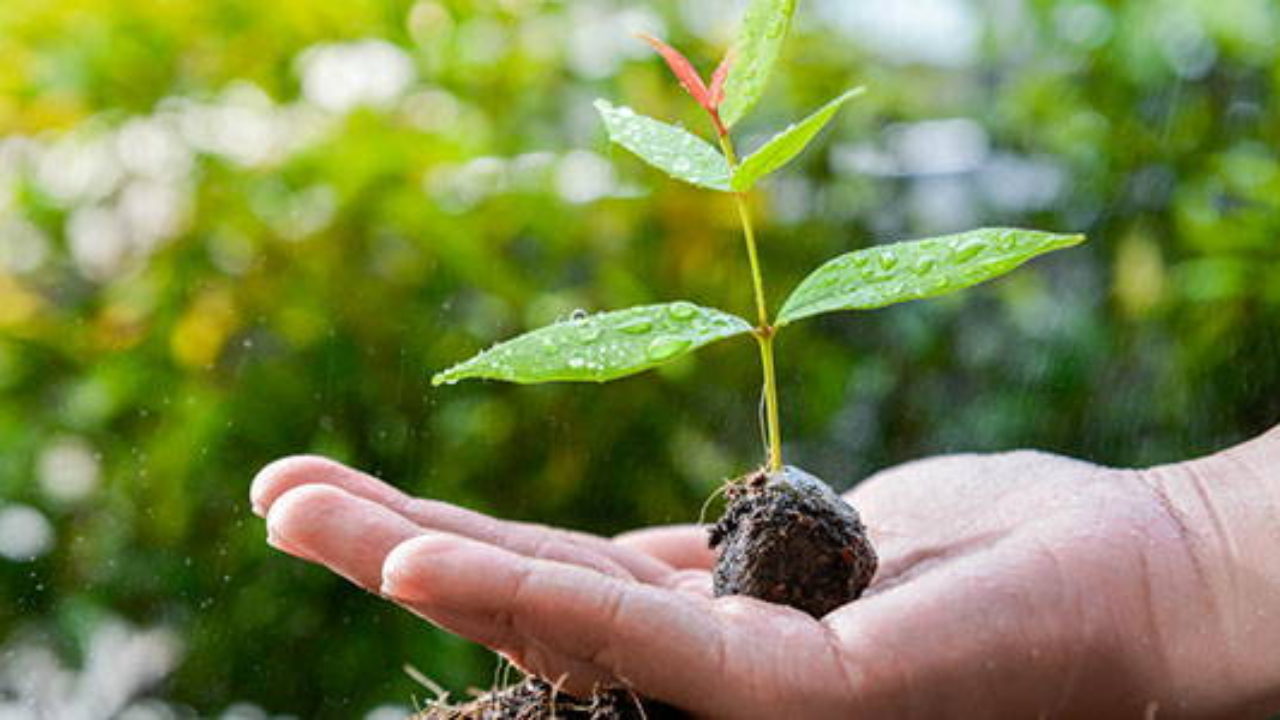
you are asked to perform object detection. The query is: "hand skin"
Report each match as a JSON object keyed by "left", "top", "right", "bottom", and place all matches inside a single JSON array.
[{"left": 250, "top": 425, "right": 1280, "bottom": 719}]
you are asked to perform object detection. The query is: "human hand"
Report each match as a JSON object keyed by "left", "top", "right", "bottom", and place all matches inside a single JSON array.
[{"left": 250, "top": 426, "right": 1280, "bottom": 718}]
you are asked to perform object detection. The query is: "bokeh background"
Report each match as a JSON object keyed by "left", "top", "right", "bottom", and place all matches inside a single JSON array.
[{"left": 0, "top": 0, "right": 1277, "bottom": 716}]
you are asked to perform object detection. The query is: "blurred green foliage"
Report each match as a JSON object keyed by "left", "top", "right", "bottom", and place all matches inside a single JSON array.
[{"left": 0, "top": 0, "right": 1277, "bottom": 715}]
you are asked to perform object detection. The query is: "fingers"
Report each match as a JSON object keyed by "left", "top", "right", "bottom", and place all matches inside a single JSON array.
[
  {"left": 263, "top": 485, "right": 702, "bottom": 691},
  {"left": 380, "top": 532, "right": 830, "bottom": 716},
  {"left": 666, "top": 569, "right": 714, "bottom": 597},
  {"left": 614, "top": 525, "right": 716, "bottom": 571},
  {"left": 252, "top": 456, "right": 670, "bottom": 582},
  {"left": 266, "top": 484, "right": 421, "bottom": 591}
]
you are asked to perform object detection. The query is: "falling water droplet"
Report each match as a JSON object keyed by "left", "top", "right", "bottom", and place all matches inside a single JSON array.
[{"left": 647, "top": 336, "right": 691, "bottom": 361}]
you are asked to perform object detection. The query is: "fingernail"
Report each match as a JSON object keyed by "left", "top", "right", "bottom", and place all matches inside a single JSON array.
[
  {"left": 380, "top": 542, "right": 419, "bottom": 599},
  {"left": 248, "top": 463, "right": 282, "bottom": 518},
  {"left": 380, "top": 533, "right": 449, "bottom": 600},
  {"left": 266, "top": 527, "right": 308, "bottom": 558}
]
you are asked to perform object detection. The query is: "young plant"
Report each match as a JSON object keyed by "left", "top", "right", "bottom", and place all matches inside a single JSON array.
[
  {"left": 423, "top": 1, "right": 1087, "bottom": 714},
  {"left": 430, "top": 0, "right": 1084, "bottom": 479}
]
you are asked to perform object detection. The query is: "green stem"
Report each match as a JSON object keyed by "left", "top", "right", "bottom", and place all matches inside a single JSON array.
[
  {"left": 757, "top": 331, "right": 783, "bottom": 472},
  {"left": 718, "top": 134, "right": 784, "bottom": 472}
]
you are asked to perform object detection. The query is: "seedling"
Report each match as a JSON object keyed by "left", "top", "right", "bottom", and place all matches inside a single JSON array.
[
  {"left": 431, "top": 0, "right": 1083, "bottom": 479},
  {"left": 431, "top": 0, "right": 1084, "bottom": 615},
  {"left": 426, "top": 0, "right": 1084, "bottom": 715}
]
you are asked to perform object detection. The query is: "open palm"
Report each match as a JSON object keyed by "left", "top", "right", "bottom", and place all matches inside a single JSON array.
[{"left": 251, "top": 434, "right": 1280, "bottom": 719}]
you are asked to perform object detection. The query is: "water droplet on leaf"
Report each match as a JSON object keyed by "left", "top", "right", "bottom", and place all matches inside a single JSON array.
[
  {"left": 953, "top": 238, "right": 986, "bottom": 261},
  {"left": 647, "top": 336, "right": 691, "bottom": 361},
  {"left": 619, "top": 319, "right": 653, "bottom": 334},
  {"left": 668, "top": 302, "right": 697, "bottom": 321}
]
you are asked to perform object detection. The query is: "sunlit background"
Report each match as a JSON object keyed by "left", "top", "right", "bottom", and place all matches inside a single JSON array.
[{"left": 1, "top": 0, "right": 1277, "bottom": 716}]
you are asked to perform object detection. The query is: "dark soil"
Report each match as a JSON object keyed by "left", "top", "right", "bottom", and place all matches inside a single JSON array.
[
  {"left": 414, "top": 677, "right": 683, "bottom": 719},
  {"left": 709, "top": 465, "right": 877, "bottom": 618},
  {"left": 418, "top": 465, "right": 876, "bottom": 718}
]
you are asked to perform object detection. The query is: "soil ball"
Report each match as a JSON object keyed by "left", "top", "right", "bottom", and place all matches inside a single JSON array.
[{"left": 709, "top": 465, "right": 877, "bottom": 618}]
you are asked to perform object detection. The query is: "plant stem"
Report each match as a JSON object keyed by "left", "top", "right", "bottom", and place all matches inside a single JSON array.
[
  {"left": 756, "top": 330, "right": 784, "bottom": 472},
  {"left": 717, "top": 134, "right": 784, "bottom": 472}
]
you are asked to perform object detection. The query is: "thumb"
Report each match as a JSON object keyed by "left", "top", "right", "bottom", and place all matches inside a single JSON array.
[
  {"left": 1140, "top": 422, "right": 1280, "bottom": 711},
  {"left": 1169, "top": 422, "right": 1280, "bottom": 479}
]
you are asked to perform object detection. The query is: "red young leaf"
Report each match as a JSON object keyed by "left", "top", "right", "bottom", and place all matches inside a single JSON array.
[
  {"left": 708, "top": 50, "right": 733, "bottom": 108},
  {"left": 636, "top": 33, "right": 711, "bottom": 109}
]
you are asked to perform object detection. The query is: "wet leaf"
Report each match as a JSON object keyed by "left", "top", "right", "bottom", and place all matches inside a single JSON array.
[
  {"left": 432, "top": 302, "right": 753, "bottom": 385},
  {"left": 637, "top": 33, "right": 712, "bottom": 110},
  {"left": 709, "top": 51, "right": 733, "bottom": 108},
  {"left": 732, "top": 87, "right": 865, "bottom": 191},
  {"left": 777, "top": 228, "right": 1086, "bottom": 325},
  {"left": 719, "top": 0, "right": 796, "bottom": 128},
  {"left": 594, "top": 100, "right": 731, "bottom": 191}
]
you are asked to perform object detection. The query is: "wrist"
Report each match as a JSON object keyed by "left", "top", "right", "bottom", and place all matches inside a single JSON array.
[{"left": 1140, "top": 425, "right": 1280, "bottom": 715}]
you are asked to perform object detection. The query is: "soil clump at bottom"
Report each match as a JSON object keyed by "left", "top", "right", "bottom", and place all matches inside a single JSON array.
[{"left": 415, "top": 677, "right": 682, "bottom": 719}]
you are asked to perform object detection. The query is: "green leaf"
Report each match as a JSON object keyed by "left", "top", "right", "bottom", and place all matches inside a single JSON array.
[
  {"left": 719, "top": 0, "right": 796, "bottom": 128},
  {"left": 732, "top": 87, "right": 865, "bottom": 191},
  {"left": 594, "top": 100, "right": 731, "bottom": 191},
  {"left": 777, "top": 228, "right": 1086, "bottom": 325},
  {"left": 432, "top": 302, "right": 753, "bottom": 386}
]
